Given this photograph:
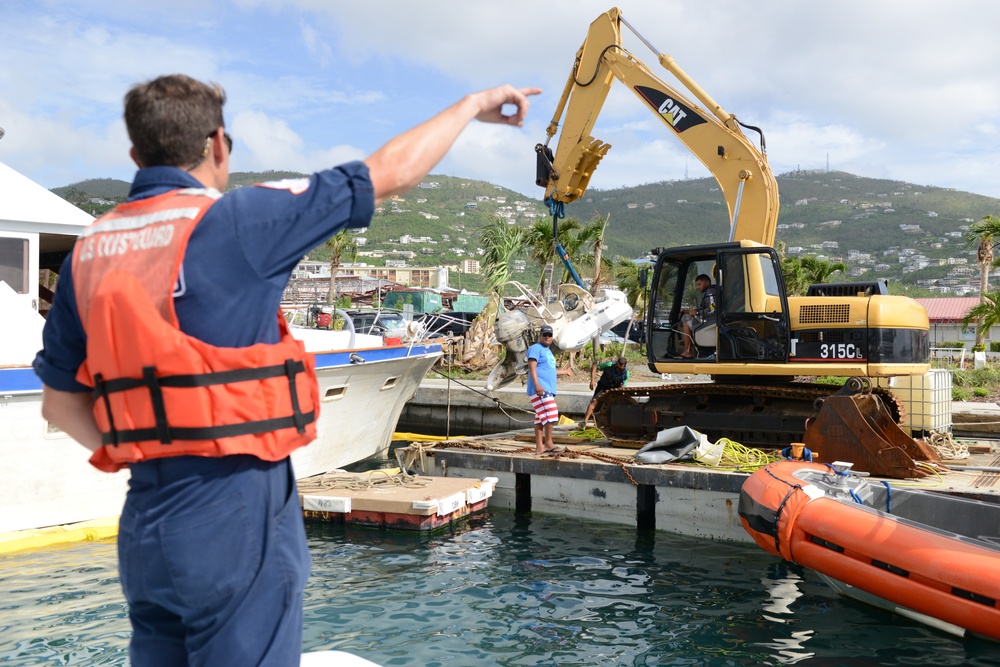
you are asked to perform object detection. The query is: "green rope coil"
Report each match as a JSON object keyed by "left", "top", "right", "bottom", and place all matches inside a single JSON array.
[{"left": 689, "top": 437, "right": 779, "bottom": 472}]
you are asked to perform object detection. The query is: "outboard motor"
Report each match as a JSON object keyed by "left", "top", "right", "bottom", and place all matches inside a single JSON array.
[
  {"left": 487, "top": 309, "right": 534, "bottom": 392},
  {"left": 494, "top": 309, "right": 532, "bottom": 352}
]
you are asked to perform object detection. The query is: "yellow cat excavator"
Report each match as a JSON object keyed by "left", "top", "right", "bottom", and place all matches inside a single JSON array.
[{"left": 536, "top": 8, "right": 939, "bottom": 478}]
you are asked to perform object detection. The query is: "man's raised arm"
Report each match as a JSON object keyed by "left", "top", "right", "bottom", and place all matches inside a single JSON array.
[{"left": 365, "top": 85, "right": 541, "bottom": 205}]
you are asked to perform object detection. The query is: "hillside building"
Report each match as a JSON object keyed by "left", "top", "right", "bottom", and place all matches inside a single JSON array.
[{"left": 336, "top": 264, "right": 448, "bottom": 289}]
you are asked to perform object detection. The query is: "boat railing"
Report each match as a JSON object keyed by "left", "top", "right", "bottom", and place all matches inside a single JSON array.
[
  {"left": 283, "top": 305, "right": 356, "bottom": 349},
  {"left": 495, "top": 280, "right": 565, "bottom": 324}
]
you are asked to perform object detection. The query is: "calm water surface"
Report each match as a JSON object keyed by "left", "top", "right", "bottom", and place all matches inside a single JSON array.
[{"left": 1, "top": 510, "right": 997, "bottom": 666}]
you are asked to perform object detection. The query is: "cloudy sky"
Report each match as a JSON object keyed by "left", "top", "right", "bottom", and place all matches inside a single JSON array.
[{"left": 2, "top": 0, "right": 1000, "bottom": 202}]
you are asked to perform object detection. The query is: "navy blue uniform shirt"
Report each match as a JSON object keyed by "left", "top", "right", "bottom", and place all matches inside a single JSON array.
[{"left": 34, "top": 162, "right": 374, "bottom": 392}]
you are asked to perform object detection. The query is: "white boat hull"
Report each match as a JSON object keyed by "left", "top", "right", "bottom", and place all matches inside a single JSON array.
[
  {"left": 2, "top": 386, "right": 131, "bottom": 534},
  {"left": 291, "top": 343, "right": 441, "bottom": 477},
  {"left": 553, "top": 288, "right": 632, "bottom": 351},
  {"left": 0, "top": 341, "right": 440, "bottom": 534}
]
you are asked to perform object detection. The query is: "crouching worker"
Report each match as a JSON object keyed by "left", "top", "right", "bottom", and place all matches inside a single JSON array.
[{"left": 583, "top": 356, "right": 630, "bottom": 426}]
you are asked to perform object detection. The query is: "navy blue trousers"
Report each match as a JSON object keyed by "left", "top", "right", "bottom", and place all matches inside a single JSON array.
[{"left": 118, "top": 455, "right": 311, "bottom": 666}]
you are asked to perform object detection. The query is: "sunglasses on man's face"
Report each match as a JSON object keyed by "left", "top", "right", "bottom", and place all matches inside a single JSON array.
[
  {"left": 186, "top": 130, "right": 232, "bottom": 171},
  {"left": 207, "top": 129, "right": 233, "bottom": 153}
]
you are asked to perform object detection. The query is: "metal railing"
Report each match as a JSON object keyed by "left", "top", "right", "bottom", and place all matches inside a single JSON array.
[{"left": 930, "top": 346, "right": 967, "bottom": 370}]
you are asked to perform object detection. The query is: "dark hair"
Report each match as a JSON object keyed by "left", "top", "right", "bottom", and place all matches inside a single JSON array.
[
  {"left": 696, "top": 273, "right": 712, "bottom": 283},
  {"left": 124, "top": 74, "right": 226, "bottom": 168}
]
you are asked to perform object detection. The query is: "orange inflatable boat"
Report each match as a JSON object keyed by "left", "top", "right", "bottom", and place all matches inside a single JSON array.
[{"left": 739, "top": 460, "right": 1000, "bottom": 641}]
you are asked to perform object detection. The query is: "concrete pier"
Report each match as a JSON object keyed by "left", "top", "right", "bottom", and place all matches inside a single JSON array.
[
  {"left": 951, "top": 401, "right": 1000, "bottom": 438},
  {"left": 395, "top": 428, "right": 1000, "bottom": 544},
  {"left": 394, "top": 380, "right": 1000, "bottom": 542},
  {"left": 397, "top": 378, "right": 591, "bottom": 436},
  {"left": 397, "top": 430, "right": 752, "bottom": 542}
]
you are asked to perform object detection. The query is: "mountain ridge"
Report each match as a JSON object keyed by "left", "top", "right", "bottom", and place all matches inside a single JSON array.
[{"left": 53, "top": 169, "right": 1000, "bottom": 291}]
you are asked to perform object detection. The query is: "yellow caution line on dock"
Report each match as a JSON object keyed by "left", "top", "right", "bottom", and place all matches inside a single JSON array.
[
  {"left": 0, "top": 517, "right": 119, "bottom": 554},
  {"left": 393, "top": 417, "right": 577, "bottom": 443},
  {"left": 393, "top": 432, "right": 448, "bottom": 442}
]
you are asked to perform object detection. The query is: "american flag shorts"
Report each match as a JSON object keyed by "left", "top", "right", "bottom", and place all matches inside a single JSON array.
[{"left": 529, "top": 392, "right": 559, "bottom": 426}]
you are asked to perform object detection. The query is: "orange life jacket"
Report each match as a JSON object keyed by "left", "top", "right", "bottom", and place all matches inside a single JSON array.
[{"left": 72, "top": 188, "right": 318, "bottom": 472}]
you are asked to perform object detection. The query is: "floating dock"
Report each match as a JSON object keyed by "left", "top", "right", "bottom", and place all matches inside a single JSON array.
[
  {"left": 298, "top": 469, "right": 496, "bottom": 532},
  {"left": 393, "top": 427, "right": 1000, "bottom": 543}
]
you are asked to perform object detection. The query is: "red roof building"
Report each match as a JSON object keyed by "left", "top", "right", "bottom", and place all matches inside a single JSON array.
[
  {"left": 915, "top": 297, "right": 979, "bottom": 323},
  {"left": 915, "top": 297, "right": 985, "bottom": 348}
]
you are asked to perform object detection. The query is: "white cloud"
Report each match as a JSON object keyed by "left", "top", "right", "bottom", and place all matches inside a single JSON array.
[
  {"left": 231, "top": 110, "right": 365, "bottom": 174},
  {"left": 436, "top": 121, "right": 540, "bottom": 196},
  {"left": 2, "top": 0, "right": 1000, "bottom": 201},
  {"left": 299, "top": 23, "right": 333, "bottom": 69}
]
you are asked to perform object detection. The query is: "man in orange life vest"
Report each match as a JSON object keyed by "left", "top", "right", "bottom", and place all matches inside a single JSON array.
[{"left": 33, "top": 74, "right": 540, "bottom": 667}]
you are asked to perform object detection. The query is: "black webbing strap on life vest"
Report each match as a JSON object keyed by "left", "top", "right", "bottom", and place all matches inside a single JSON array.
[
  {"left": 144, "top": 366, "right": 172, "bottom": 444},
  {"left": 284, "top": 358, "right": 310, "bottom": 433},
  {"left": 92, "top": 372, "right": 119, "bottom": 446},
  {"left": 92, "top": 359, "right": 313, "bottom": 447},
  {"left": 98, "top": 413, "right": 317, "bottom": 447}
]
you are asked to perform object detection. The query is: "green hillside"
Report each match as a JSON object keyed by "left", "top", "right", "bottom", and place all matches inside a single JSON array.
[
  {"left": 51, "top": 169, "right": 1000, "bottom": 293},
  {"left": 567, "top": 170, "right": 999, "bottom": 260}
]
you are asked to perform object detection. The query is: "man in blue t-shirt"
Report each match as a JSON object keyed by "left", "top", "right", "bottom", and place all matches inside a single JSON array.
[
  {"left": 526, "top": 325, "right": 571, "bottom": 455},
  {"left": 32, "top": 73, "right": 541, "bottom": 667}
]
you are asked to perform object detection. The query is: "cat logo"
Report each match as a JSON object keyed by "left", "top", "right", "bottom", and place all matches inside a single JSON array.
[{"left": 633, "top": 85, "right": 707, "bottom": 134}]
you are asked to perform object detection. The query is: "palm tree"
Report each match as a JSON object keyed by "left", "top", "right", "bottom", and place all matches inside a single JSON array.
[
  {"left": 324, "top": 230, "right": 358, "bottom": 305},
  {"left": 526, "top": 217, "right": 581, "bottom": 299},
  {"left": 614, "top": 256, "right": 648, "bottom": 317},
  {"left": 613, "top": 256, "right": 651, "bottom": 350},
  {"left": 776, "top": 241, "right": 809, "bottom": 297},
  {"left": 478, "top": 215, "right": 527, "bottom": 293},
  {"left": 800, "top": 256, "right": 847, "bottom": 286},
  {"left": 965, "top": 215, "right": 1000, "bottom": 347},
  {"left": 961, "top": 291, "right": 1000, "bottom": 344},
  {"left": 564, "top": 214, "right": 612, "bottom": 293}
]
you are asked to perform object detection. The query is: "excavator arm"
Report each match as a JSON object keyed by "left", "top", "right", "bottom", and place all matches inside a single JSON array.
[{"left": 538, "top": 7, "right": 779, "bottom": 246}]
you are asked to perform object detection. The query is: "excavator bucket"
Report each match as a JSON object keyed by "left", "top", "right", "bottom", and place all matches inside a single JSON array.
[{"left": 804, "top": 393, "right": 944, "bottom": 479}]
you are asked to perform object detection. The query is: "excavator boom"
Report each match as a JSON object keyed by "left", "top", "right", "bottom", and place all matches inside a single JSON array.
[{"left": 539, "top": 8, "right": 779, "bottom": 245}]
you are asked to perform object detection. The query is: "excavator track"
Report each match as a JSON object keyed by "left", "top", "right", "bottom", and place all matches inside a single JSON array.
[
  {"left": 593, "top": 379, "right": 941, "bottom": 479},
  {"left": 593, "top": 382, "right": 842, "bottom": 448}
]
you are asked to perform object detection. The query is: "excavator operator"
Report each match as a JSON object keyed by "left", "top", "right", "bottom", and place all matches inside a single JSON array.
[{"left": 680, "top": 274, "right": 717, "bottom": 358}]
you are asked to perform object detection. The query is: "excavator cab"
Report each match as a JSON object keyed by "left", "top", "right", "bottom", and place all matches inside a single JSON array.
[{"left": 648, "top": 242, "right": 791, "bottom": 369}]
